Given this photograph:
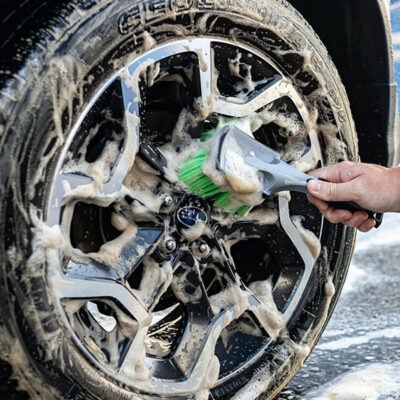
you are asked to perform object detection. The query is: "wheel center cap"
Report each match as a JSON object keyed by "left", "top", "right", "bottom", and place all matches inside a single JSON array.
[{"left": 177, "top": 206, "right": 208, "bottom": 227}]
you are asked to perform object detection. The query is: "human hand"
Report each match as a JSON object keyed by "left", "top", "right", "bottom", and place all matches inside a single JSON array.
[{"left": 307, "top": 161, "right": 400, "bottom": 232}]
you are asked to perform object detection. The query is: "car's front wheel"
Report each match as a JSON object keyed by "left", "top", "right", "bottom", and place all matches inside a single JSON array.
[{"left": 0, "top": 1, "right": 357, "bottom": 399}]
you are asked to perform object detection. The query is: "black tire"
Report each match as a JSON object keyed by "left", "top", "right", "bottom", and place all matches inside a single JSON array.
[{"left": 0, "top": 1, "right": 357, "bottom": 399}]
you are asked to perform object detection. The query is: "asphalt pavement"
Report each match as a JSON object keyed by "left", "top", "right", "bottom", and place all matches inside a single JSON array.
[{"left": 277, "top": 212, "right": 400, "bottom": 399}]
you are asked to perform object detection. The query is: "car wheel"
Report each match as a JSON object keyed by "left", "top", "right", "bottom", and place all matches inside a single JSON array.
[{"left": 0, "top": 1, "right": 357, "bottom": 399}]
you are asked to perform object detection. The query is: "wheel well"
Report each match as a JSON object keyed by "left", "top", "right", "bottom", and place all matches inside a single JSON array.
[{"left": 288, "top": 0, "right": 395, "bottom": 166}]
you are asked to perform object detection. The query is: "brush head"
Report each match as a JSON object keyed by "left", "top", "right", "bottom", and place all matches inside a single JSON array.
[{"left": 179, "top": 128, "right": 252, "bottom": 215}]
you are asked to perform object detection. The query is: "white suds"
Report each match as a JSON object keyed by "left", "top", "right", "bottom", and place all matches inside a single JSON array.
[
  {"left": 306, "top": 363, "right": 400, "bottom": 400},
  {"left": 292, "top": 216, "right": 322, "bottom": 260},
  {"left": 249, "top": 279, "right": 285, "bottom": 339},
  {"left": 121, "top": 58, "right": 155, "bottom": 103},
  {"left": 142, "top": 31, "right": 156, "bottom": 51},
  {"left": 182, "top": 220, "right": 207, "bottom": 242},
  {"left": 209, "top": 284, "right": 250, "bottom": 317}
]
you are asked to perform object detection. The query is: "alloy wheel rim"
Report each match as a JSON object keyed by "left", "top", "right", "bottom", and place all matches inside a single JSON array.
[{"left": 46, "top": 37, "right": 326, "bottom": 396}]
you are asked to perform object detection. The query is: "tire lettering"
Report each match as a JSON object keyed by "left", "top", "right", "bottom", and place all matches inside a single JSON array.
[
  {"left": 172, "top": 0, "right": 195, "bottom": 10},
  {"left": 118, "top": 0, "right": 229, "bottom": 34},
  {"left": 119, "top": 5, "right": 143, "bottom": 35},
  {"left": 197, "top": 0, "right": 216, "bottom": 9},
  {"left": 78, "top": 0, "right": 99, "bottom": 10},
  {"left": 287, "top": 32, "right": 306, "bottom": 52}
]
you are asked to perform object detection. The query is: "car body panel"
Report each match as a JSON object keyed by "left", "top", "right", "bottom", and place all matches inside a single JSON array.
[{"left": 288, "top": 0, "right": 400, "bottom": 168}]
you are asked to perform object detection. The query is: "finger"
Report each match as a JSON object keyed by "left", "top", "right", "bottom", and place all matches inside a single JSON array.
[
  {"left": 306, "top": 194, "right": 329, "bottom": 212},
  {"left": 324, "top": 208, "right": 353, "bottom": 224},
  {"left": 341, "top": 211, "right": 369, "bottom": 229},
  {"left": 307, "top": 179, "right": 359, "bottom": 203},
  {"left": 310, "top": 162, "right": 362, "bottom": 183},
  {"left": 307, "top": 195, "right": 355, "bottom": 223},
  {"left": 358, "top": 218, "right": 376, "bottom": 233}
]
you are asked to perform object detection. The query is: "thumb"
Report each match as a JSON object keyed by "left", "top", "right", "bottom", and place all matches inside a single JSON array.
[{"left": 307, "top": 179, "right": 355, "bottom": 202}]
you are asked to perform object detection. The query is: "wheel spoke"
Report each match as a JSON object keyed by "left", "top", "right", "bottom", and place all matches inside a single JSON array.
[
  {"left": 118, "top": 250, "right": 215, "bottom": 386},
  {"left": 247, "top": 291, "right": 285, "bottom": 341},
  {"left": 52, "top": 269, "right": 150, "bottom": 324},
  {"left": 213, "top": 211, "right": 279, "bottom": 241},
  {"left": 138, "top": 136, "right": 169, "bottom": 180},
  {"left": 55, "top": 146, "right": 141, "bottom": 211},
  {"left": 114, "top": 63, "right": 150, "bottom": 193},
  {"left": 53, "top": 263, "right": 152, "bottom": 381},
  {"left": 212, "top": 226, "right": 242, "bottom": 282},
  {"left": 88, "top": 225, "right": 162, "bottom": 276},
  {"left": 214, "top": 77, "right": 291, "bottom": 118},
  {"left": 214, "top": 76, "right": 318, "bottom": 133},
  {"left": 171, "top": 299, "right": 248, "bottom": 393},
  {"left": 112, "top": 226, "right": 163, "bottom": 277},
  {"left": 59, "top": 173, "right": 93, "bottom": 192},
  {"left": 47, "top": 173, "right": 94, "bottom": 225},
  {"left": 123, "top": 227, "right": 163, "bottom": 274},
  {"left": 102, "top": 131, "right": 137, "bottom": 195},
  {"left": 195, "top": 41, "right": 215, "bottom": 107},
  {"left": 169, "top": 251, "right": 256, "bottom": 391},
  {"left": 291, "top": 129, "right": 322, "bottom": 172},
  {"left": 131, "top": 253, "right": 174, "bottom": 310},
  {"left": 59, "top": 172, "right": 119, "bottom": 207},
  {"left": 278, "top": 196, "right": 317, "bottom": 321},
  {"left": 53, "top": 61, "right": 145, "bottom": 212},
  {"left": 170, "top": 251, "right": 214, "bottom": 374},
  {"left": 118, "top": 323, "right": 152, "bottom": 381}
]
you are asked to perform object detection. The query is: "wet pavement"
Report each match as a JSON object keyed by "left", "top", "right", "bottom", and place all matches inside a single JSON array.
[{"left": 278, "top": 212, "right": 400, "bottom": 399}]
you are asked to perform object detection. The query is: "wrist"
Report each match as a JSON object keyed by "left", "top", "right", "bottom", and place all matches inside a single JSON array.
[{"left": 389, "top": 166, "right": 400, "bottom": 213}]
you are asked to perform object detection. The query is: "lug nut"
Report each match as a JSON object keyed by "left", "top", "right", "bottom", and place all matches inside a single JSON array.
[
  {"left": 163, "top": 238, "right": 177, "bottom": 253},
  {"left": 198, "top": 243, "right": 208, "bottom": 253},
  {"left": 160, "top": 193, "right": 173, "bottom": 208},
  {"left": 198, "top": 242, "right": 209, "bottom": 255}
]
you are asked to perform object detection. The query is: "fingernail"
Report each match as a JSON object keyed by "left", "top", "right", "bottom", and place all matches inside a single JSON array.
[{"left": 309, "top": 180, "right": 322, "bottom": 193}]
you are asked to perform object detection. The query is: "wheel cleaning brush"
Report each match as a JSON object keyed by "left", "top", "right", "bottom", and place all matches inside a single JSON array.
[{"left": 179, "top": 125, "right": 381, "bottom": 227}]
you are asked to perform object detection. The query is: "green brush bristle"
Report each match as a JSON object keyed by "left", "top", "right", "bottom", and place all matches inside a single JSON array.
[
  {"left": 214, "top": 193, "right": 231, "bottom": 209},
  {"left": 179, "top": 128, "right": 252, "bottom": 215},
  {"left": 190, "top": 176, "right": 222, "bottom": 198},
  {"left": 180, "top": 151, "right": 224, "bottom": 199},
  {"left": 201, "top": 130, "right": 216, "bottom": 142},
  {"left": 234, "top": 205, "right": 252, "bottom": 216},
  {"left": 179, "top": 150, "right": 207, "bottom": 182},
  {"left": 213, "top": 195, "right": 251, "bottom": 215}
]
